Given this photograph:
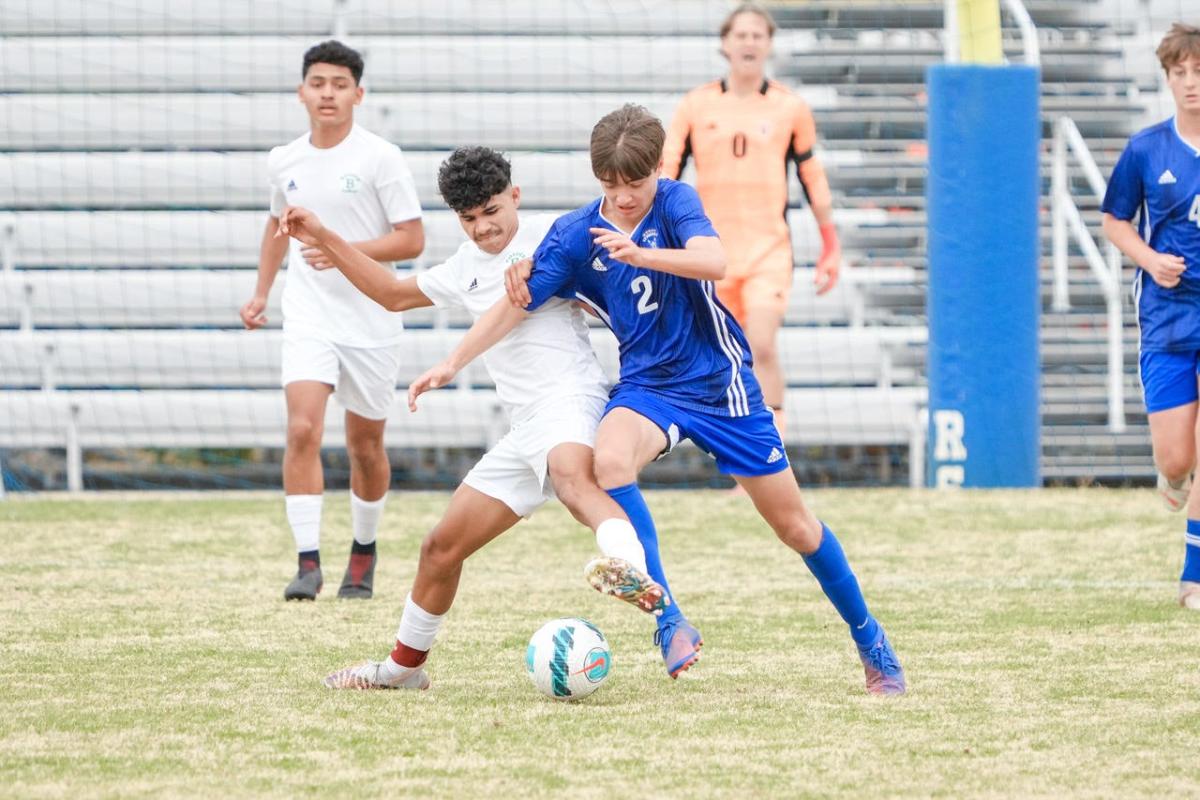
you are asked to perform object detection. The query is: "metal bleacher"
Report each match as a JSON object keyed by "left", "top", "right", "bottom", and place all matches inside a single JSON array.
[{"left": 0, "top": 0, "right": 1147, "bottom": 489}]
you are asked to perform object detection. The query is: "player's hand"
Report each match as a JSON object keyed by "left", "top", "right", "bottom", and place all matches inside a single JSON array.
[
  {"left": 276, "top": 206, "right": 327, "bottom": 249},
  {"left": 300, "top": 246, "right": 336, "bottom": 271},
  {"left": 239, "top": 295, "right": 268, "bottom": 330},
  {"left": 590, "top": 227, "right": 644, "bottom": 266},
  {"left": 407, "top": 362, "right": 458, "bottom": 411},
  {"left": 815, "top": 222, "right": 841, "bottom": 295},
  {"left": 505, "top": 258, "right": 534, "bottom": 308},
  {"left": 1142, "top": 252, "right": 1187, "bottom": 289}
]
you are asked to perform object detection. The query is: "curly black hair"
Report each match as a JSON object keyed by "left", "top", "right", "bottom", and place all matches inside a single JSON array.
[
  {"left": 437, "top": 147, "right": 512, "bottom": 212},
  {"left": 302, "top": 40, "right": 364, "bottom": 84}
]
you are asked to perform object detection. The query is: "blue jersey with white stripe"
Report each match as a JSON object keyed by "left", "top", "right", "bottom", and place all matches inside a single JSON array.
[
  {"left": 526, "top": 178, "right": 763, "bottom": 416},
  {"left": 1102, "top": 118, "right": 1200, "bottom": 351}
]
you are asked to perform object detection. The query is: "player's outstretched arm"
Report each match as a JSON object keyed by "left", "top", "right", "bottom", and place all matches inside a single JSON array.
[
  {"left": 407, "top": 297, "right": 528, "bottom": 411},
  {"left": 277, "top": 206, "right": 433, "bottom": 312},
  {"left": 1102, "top": 213, "right": 1186, "bottom": 288},
  {"left": 240, "top": 215, "right": 288, "bottom": 329},
  {"left": 589, "top": 228, "right": 726, "bottom": 280}
]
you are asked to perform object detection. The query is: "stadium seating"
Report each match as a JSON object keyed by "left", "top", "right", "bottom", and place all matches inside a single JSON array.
[{"left": 0, "top": 0, "right": 1151, "bottom": 488}]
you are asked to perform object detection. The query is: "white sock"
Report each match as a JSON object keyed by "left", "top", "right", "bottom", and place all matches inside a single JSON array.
[
  {"left": 380, "top": 655, "right": 410, "bottom": 681},
  {"left": 351, "top": 492, "right": 387, "bottom": 546},
  {"left": 285, "top": 494, "right": 322, "bottom": 553},
  {"left": 595, "top": 518, "right": 648, "bottom": 575},
  {"left": 395, "top": 593, "right": 445, "bottom": 652}
]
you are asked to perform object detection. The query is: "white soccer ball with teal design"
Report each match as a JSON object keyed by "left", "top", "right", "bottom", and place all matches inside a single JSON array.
[{"left": 525, "top": 617, "right": 611, "bottom": 700}]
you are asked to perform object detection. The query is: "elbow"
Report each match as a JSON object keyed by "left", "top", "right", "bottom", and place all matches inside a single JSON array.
[{"left": 708, "top": 253, "right": 727, "bottom": 281}]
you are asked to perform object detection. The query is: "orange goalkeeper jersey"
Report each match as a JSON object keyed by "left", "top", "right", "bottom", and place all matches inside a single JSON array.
[{"left": 663, "top": 79, "right": 832, "bottom": 277}]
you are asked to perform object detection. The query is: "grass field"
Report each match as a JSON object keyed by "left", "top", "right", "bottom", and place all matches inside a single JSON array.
[{"left": 1, "top": 488, "right": 1197, "bottom": 798}]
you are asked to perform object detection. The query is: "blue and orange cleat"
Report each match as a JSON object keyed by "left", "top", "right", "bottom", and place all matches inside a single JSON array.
[
  {"left": 857, "top": 630, "right": 906, "bottom": 695},
  {"left": 654, "top": 618, "right": 703, "bottom": 678}
]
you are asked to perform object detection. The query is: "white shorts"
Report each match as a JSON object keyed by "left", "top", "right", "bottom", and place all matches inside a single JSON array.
[
  {"left": 464, "top": 394, "right": 607, "bottom": 518},
  {"left": 280, "top": 336, "right": 402, "bottom": 420}
]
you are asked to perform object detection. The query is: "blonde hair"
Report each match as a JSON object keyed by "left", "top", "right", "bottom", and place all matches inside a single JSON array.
[
  {"left": 719, "top": 2, "right": 777, "bottom": 39},
  {"left": 1156, "top": 22, "right": 1200, "bottom": 72}
]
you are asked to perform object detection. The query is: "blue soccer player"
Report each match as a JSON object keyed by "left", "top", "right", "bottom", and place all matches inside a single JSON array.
[
  {"left": 408, "top": 104, "right": 905, "bottom": 694},
  {"left": 1102, "top": 23, "right": 1200, "bottom": 608}
]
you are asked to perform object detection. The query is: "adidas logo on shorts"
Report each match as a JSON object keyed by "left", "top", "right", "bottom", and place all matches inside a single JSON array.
[{"left": 767, "top": 447, "right": 784, "bottom": 464}]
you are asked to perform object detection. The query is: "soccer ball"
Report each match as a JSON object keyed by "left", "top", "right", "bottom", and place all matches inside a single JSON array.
[{"left": 525, "top": 617, "right": 611, "bottom": 700}]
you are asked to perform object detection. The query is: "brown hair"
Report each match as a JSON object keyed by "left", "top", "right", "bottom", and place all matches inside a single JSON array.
[
  {"left": 719, "top": 2, "right": 777, "bottom": 39},
  {"left": 1156, "top": 22, "right": 1200, "bottom": 72},
  {"left": 589, "top": 104, "right": 665, "bottom": 182}
]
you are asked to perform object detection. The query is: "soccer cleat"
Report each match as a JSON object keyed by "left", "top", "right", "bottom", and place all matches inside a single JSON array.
[
  {"left": 322, "top": 660, "right": 430, "bottom": 690},
  {"left": 284, "top": 566, "right": 323, "bottom": 601},
  {"left": 857, "top": 630, "right": 906, "bottom": 696},
  {"left": 584, "top": 557, "right": 670, "bottom": 616},
  {"left": 1179, "top": 581, "right": 1200, "bottom": 610},
  {"left": 1157, "top": 473, "right": 1190, "bottom": 513},
  {"left": 337, "top": 551, "right": 376, "bottom": 599},
  {"left": 654, "top": 618, "right": 703, "bottom": 679}
]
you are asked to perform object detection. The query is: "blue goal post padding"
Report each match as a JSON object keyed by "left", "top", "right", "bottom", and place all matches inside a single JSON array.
[{"left": 925, "top": 64, "right": 1041, "bottom": 488}]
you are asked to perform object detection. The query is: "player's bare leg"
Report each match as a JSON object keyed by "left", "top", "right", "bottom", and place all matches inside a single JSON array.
[
  {"left": 338, "top": 411, "right": 390, "bottom": 599},
  {"left": 1149, "top": 401, "right": 1197, "bottom": 513},
  {"left": 734, "top": 470, "right": 905, "bottom": 695},
  {"left": 742, "top": 303, "right": 788, "bottom": 442},
  {"left": 1180, "top": 398, "right": 1200, "bottom": 609},
  {"left": 594, "top": 409, "right": 702, "bottom": 677},
  {"left": 324, "top": 484, "right": 520, "bottom": 689},
  {"left": 282, "top": 380, "right": 333, "bottom": 600},
  {"left": 546, "top": 442, "right": 668, "bottom": 616}
]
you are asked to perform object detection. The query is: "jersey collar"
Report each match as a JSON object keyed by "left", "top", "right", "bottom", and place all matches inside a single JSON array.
[
  {"left": 1172, "top": 116, "right": 1200, "bottom": 157},
  {"left": 719, "top": 78, "right": 769, "bottom": 95}
]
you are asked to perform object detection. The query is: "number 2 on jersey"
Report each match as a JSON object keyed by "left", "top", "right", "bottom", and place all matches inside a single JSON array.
[{"left": 630, "top": 275, "right": 659, "bottom": 314}]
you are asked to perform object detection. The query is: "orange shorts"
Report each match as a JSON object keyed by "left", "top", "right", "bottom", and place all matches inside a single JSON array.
[{"left": 715, "top": 244, "right": 794, "bottom": 323}]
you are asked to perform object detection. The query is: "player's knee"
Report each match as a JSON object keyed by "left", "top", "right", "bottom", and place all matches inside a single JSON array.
[
  {"left": 1158, "top": 446, "right": 1195, "bottom": 481},
  {"left": 748, "top": 334, "right": 778, "bottom": 365},
  {"left": 548, "top": 463, "right": 588, "bottom": 508},
  {"left": 776, "top": 514, "right": 823, "bottom": 555},
  {"left": 419, "top": 529, "right": 464, "bottom": 575},
  {"left": 592, "top": 448, "right": 636, "bottom": 490},
  {"left": 346, "top": 431, "right": 386, "bottom": 465},
  {"left": 286, "top": 417, "right": 323, "bottom": 451}
]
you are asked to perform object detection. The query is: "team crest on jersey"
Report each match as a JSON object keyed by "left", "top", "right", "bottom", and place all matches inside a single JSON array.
[
  {"left": 591, "top": 257, "right": 608, "bottom": 272},
  {"left": 286, "top": 179, "right": 297, "bottom": 192},
  {"left": 641, "top": 228, "right": 659, "bottom": 248},
  {"left": 505, "top": 251, "right": 528, "bottom": 265},
  {"left": 339, "top": 174, "right": 362, "bottom": 193}
]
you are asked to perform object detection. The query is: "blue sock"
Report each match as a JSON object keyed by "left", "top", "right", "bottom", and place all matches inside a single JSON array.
[
  {"left": 606, "top": 483, "right": 683, "bottom": 625},
  {"left": 1184, "top": 520, "right": 1200, "bottom": 582},
  {"left": 802, "top": 523, "right": 880, "bottom": 647}
]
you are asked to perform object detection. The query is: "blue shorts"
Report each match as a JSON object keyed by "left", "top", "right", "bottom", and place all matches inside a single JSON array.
[
  {"left": 1140, "top": 349, "right": 1200, "bottom": 413},
  {"left": 605, "top": 385, "right": 790, "bottom": 477}
]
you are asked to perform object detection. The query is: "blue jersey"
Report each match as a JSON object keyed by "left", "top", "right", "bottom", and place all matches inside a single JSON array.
[
  {"left": 526, "top": 178, "right": 764, "bottom": 416},
  {"left": 1102, "top": 118, "right": 1200, "bottom": 351}
]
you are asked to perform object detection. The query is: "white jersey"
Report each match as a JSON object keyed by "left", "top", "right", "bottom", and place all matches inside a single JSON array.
[
  {"left": 268, "top": 124, "right": 423, "bottom": 347},
  {"left": 417, "top": 214, "right": 611, "bottom": 422}
]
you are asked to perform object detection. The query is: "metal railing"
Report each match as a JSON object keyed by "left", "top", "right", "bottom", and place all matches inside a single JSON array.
[
  {"left": 1050, "top": 116, "right": 1126, "bottom": 433},
  {"left": 943, "top": 0, "right": 1041, "bottom": 66}
]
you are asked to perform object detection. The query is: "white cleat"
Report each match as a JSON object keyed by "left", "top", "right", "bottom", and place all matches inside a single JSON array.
[
  {"left": 1157, "top": 473, "right": 1190, "bottom": 513},
  {"left": 1180, "top": 581, "right": 1200, "bottom": 611},
  {"left": 322, "top": 660, "right": 430, "bottom": 690},
  {"left": 585, "top": 557, "right": 670, "bottom": 616}
]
